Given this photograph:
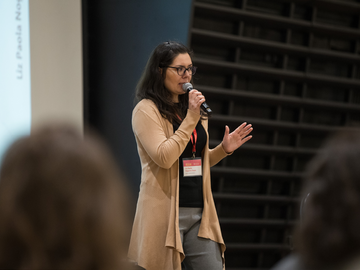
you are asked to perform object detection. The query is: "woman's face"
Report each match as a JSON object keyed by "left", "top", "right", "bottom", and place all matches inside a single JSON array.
[{"left": 163, "top": 53, "right": 192, "bottom": 102}]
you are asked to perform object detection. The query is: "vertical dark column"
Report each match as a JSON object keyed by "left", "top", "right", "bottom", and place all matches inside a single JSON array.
[{"left": 82, "top": 0, "right": 193, "bottom": 200}]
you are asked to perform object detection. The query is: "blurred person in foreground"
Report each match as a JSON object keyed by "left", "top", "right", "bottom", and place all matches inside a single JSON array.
[
  {"left": 0, "top": 124, "right": 132, "bottom": 270},
  {"left": 272, "top": 129, "right": 360, "bottom": 270}
]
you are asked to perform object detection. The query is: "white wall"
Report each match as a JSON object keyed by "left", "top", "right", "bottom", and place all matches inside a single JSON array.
[{"left": 30, "top": 0, "right": 83, "bottom": 132}]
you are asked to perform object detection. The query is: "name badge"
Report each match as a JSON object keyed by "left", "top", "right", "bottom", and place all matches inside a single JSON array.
[{"left": 183, "top": 157, "right": 202, "bottom": 177}]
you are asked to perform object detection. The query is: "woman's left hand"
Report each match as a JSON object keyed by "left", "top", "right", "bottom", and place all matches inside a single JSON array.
[{"left": 222, "top": 122, "right": 253, "bottom": 154}]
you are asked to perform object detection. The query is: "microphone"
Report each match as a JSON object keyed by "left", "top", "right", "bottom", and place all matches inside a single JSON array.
[{"left": 182, "top": 83, "right": 212, "bottom": 116}]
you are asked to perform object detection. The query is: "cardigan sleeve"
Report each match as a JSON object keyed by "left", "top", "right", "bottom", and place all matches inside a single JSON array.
[
  {"left": 208, "top": 143, "right": 230, "bottom": 167},
  {"left": 201, "top": 118, "right": 230, "bottom": 167},
  {"left": 132, "top": 103, "right": 201, "bottom": 169}
]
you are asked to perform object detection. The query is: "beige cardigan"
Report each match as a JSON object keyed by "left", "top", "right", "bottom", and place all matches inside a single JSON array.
[{"left": 128, "top": 99, "right": 228, "bottom": 270}]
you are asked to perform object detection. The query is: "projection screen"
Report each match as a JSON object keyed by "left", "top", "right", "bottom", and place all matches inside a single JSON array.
[{"left": 0, "top": 0, "right": 82, "bottom": 165}]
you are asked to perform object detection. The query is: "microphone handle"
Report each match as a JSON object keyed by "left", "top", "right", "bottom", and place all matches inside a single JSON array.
[
  {"left": 200, "top": 101, "right": 212, "bottom": 116},
  {"left": 185, "top": 85, "right": 212, "bottom": 116}
]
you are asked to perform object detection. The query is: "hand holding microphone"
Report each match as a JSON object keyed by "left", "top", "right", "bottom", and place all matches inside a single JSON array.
[{"left": 182, "top": 83, "right": 212, "bottom": 116}]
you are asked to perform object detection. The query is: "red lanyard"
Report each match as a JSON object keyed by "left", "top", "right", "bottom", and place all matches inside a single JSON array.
[
  {"left": 190, "top": 129, "right": 197, "bottom": 158},
  {"left": 177, "top": 115, "right": 197, "bottom": 158}
]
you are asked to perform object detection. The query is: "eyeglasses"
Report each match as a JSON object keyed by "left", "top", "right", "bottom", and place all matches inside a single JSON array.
[{"left": 165, "top": 66, "right": 197, "bottom": 76}]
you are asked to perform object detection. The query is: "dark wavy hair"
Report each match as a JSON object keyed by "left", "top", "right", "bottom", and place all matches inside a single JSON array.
[
  {"left": 295, "top": 129, "right": 360, "bottom": 269},
  {"left": 0, "top": 124, "right": 132, "bottom": 270},
  {"left": 135, "top": 41, "right": 206, "bottom": 123}
]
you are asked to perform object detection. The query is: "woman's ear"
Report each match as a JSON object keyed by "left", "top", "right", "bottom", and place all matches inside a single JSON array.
[{"left": 158, "top": 67, "right": 163, "bottom": 74}]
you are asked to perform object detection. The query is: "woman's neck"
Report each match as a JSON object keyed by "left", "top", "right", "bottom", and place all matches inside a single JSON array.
[{"left": 172, "top": 94, "right": 179, "bottom": 103}]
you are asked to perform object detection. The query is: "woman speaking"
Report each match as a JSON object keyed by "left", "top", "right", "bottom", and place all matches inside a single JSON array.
[{"left": 128, "top": 41, "right": 253, "bottom": 270}]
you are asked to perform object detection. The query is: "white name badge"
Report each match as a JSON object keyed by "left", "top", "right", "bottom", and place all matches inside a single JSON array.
[{"left": 183, "top": 158, "right": 202, "bottom": 177}]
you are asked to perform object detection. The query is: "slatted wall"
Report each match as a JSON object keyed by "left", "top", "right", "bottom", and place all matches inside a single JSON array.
[{"left": 188, "top": 0, "right": 360, "bottom": 269}]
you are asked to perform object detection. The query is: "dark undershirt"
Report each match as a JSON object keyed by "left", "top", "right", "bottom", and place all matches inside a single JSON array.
[{"left": 173, "top": 116, "right": 206, "bottom": 208}]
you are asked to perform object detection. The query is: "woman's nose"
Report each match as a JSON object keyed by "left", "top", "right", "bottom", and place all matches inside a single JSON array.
[{"left": 182, "top": 69, "right": 191, "bottom": 78}]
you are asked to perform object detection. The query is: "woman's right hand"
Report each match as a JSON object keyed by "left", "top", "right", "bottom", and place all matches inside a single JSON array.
[{"left": 188, "top": 89, "right": 205, "bottom": 115}]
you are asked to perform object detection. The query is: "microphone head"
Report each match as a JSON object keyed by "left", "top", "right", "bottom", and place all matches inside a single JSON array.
[{"left": 182, "top": 83, "right": 193, "bottom": 92}]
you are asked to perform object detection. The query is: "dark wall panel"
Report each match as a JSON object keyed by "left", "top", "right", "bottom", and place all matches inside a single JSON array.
[{"left": 188, "top": 0, "right": 360, "bottom": 268}]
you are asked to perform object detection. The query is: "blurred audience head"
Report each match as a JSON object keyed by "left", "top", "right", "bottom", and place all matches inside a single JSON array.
[
  {"left": 0, "top": 124, "right": 132, "bottom": 270},
  {"left": 296, "top": 129, "right": 360, "bottom": 269}
]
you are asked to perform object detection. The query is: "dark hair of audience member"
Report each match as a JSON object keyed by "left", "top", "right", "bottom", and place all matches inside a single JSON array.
[
  {"left": 0, "top": 124, "right": 131, "bottom": 270},
  {"left": 295, "top": 130, "right": 360, "bottom": 269}
]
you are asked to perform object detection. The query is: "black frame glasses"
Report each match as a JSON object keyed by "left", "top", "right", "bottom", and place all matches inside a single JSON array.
[{"left": 165, "top": 66, "right": 197, "bottom": 76}]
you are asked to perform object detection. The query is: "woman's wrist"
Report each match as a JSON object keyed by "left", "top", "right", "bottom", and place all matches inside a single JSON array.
[{"left": 221, "top": 143, "right": 232, "bottom": 155}]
